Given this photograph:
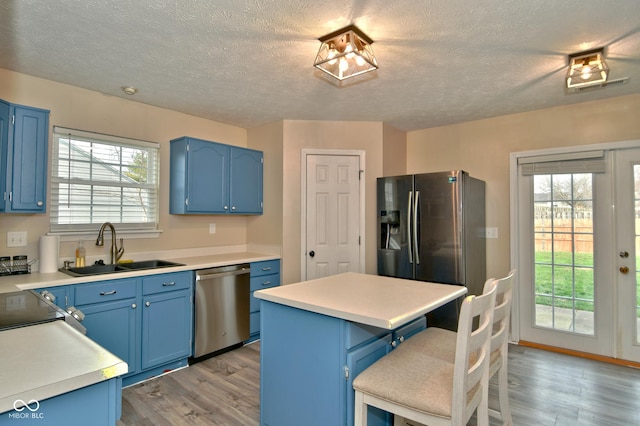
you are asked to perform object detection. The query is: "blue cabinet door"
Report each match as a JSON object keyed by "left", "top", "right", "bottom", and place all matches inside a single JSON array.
[
  {"left": 346, "top": 334, "right": 393, "bottom": 426},
  {"left": 6, "top": 104, "right": 49, "bottom": 212},
  {"left": 78, "top": 298, "right": 138, "bottom": 377},
  {"left": 230, "top": 146, "right": 263, "bottom": 214},
  {"left": 187, "top": 138, "right": 229, "bottom": 213},
  {"left": 141, "top": 288, "right": 192, "bottom": 370},
  {"left": 0, "top": 100, "right": 9, "bottom": 212}
]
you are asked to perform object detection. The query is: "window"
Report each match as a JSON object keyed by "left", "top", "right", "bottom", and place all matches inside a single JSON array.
[{"left": 50, "top": 126, "right": 159, "bottom": 233}]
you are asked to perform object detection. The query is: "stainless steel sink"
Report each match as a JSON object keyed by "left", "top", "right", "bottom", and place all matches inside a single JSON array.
[
  {"left": 118, "top": 260, "right": 184, "bottom": 270},
  {"left": 59, "top": 260, "right": 185, "bottom": 277}
]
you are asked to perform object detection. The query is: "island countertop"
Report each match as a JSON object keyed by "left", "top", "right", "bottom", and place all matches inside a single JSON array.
[
  {"left": 254, "top": 272, "right": 467, "bottom": 329},
  {"left": 0, "top": 321, "right": 128, "bottom": 414}
]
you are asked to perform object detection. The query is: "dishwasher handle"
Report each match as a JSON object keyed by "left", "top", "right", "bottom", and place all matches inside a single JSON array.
[{"left": 195, "top": 267, "right": 250, "bottom": 281}]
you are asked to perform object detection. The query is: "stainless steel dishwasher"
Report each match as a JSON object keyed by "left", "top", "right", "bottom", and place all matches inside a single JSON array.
[{"left": 192, "top": 263, "right": 250, "bottom": 361}]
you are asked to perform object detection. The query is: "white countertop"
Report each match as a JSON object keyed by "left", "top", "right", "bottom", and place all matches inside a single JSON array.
[
  {"left": 0, "top": 251, "right": 279, "bottom": 294},
  {"left": 0, "top": 321, "right": 128, "bottom": 413},
  {"left": 254, "top": 272, "right": 467, "bottom": 329}
]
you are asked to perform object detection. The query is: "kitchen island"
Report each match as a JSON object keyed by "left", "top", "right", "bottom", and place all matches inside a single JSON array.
[
  {"left": 255, "top": 272, "right": 467, "bottom": 426},
  {"left": 0, "top": 321, "right": 127, "bottom": 425}
]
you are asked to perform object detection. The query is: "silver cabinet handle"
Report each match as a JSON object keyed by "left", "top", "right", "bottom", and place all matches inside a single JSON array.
[
  {"left": 390, "top": 340, "right": 398, "bottom": 348},
  {"left": 398, "top": 336, "right": 405, "bottom": 343},
  {"left": 145, "top": 301, "right": 151, "bottom": 307},
  {"left": 162, "top": 281, "right": 176, "bottom": 286},
  {"left": 224, "top": 205, "right": 228, "bottom": 210},
  {"left": 261, "top": 281, "right": 271, "bottom": 286},
  {"left": 262, "top": 267, "right": 271, "bottom": 271},
  {"left": 131, "top": 303, "right": 137, "bottom": 309},
  {"left": 231, "top": 206, "right": 236, "bottom": 210},
  {"left": 100, "top": 290, "right": 117, "bottom": 296},
  {"left": 37, "top": 201, "right": 43, "bottom": 207}
]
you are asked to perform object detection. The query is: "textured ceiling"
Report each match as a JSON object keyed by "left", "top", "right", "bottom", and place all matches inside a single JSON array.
[{"left": 0, "top": 0, "right": 639, "bottom": 132}]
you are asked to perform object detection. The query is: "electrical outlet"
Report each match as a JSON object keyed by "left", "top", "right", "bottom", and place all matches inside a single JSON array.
[
  {"left": 209, "top": 223, "right": 216, "bottom": 234},
  {"left": 485, "top": 227, "right": 498, "bottom": 239},
  {"left": 7, "top": 231, "right": 27, "bottom": 247}
]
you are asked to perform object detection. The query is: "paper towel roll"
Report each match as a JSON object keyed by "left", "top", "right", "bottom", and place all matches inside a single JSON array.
[{"left": 39, "top": 235, "right": 59, "bottom": 273}]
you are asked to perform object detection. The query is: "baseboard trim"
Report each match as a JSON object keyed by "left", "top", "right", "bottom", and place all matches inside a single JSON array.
[{"left": 518, "top": 340, "right": 640, "bottom": 369}]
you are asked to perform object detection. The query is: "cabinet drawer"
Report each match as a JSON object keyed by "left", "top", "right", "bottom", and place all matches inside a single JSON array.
[
  {"left": 75, "top": 279, "right": 137, "bottom": 305},
  {"left": 345, "top": 322, "right": 389, "bottom": 350},
  {"left": 250, "top": 273, "right": 280, "bottom": 292},
  {"left": 395, "top": 316, "right": 427, "bottom": 343},
  {"left": 142, "top": 271, "right": 192, "bottom": 295},
  {"left": 250, "top": 260, "right": 280, "bottom": 277}
]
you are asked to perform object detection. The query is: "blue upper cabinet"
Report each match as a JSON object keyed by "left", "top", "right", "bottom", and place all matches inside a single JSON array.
[
  {"left": 170, "top": 136, "right": 263, "bottom": 215},
  {"left": 0, "top": 99, "right": 50, "bottom": 213},
  {"left": 230, "top": 146, "right": 263, "bottom": 214}
]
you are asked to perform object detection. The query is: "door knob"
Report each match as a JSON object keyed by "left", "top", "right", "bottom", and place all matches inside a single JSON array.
[
  {"left": 620, "top": 266, "right": 630, "bottom": 274},
  {"left": 309, "top": 250, "right": 315, "bottom": 258}
]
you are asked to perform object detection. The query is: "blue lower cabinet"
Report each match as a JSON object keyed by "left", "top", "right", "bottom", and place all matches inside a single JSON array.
[
  {"left": 141, "top": 288, "right": 192, "bottom": 370},
  {"left": 79, "top": 298, "right": 138, "bottom": 376},
  {"left": 247, "top": 259, "right": 280, "bottom": 342},
  {"left": 41, "top": 271, "right": 193, "bottom": 387}
]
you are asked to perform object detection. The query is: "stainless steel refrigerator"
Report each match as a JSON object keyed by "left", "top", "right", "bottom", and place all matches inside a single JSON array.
[{"left": 377, "top": 170, "right": 486, "bottom": 330}]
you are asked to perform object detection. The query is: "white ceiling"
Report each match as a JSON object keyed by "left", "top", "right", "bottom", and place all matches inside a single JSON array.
[{"left": 1, "top": 1, "right": 639, "bottom": 132}]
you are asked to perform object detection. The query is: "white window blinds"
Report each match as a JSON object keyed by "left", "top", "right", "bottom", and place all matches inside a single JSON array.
[
  {"left": 519, "top": 150, "right": 607, "bottom": 175},
  {"left": 50, "top": 127, "right": 159, "bottom": 232}
]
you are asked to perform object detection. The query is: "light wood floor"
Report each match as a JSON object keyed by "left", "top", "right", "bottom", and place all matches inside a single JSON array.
[{"left": 118, "top": 342, "right": 640, "bottom": 426}]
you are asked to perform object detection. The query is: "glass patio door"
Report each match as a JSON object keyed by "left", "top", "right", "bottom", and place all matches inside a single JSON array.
[
  {"left": 516, "top": 150, "right": 615, "bottom": 357},
  {"left": 614, "top": 148, "right": 640, "bottom": 362}
]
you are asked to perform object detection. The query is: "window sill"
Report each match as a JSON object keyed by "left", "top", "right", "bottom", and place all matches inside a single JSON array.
[{"left": 50, "top": 230, "right": 163, "bottom": 242}]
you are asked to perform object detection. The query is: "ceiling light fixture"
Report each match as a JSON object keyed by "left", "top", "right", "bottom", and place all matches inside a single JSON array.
[
  {"left": 566, "top": 48, "right": 609, "bottom": 89},
  {"left": 313, "top": 25, "right": 378, "bottom": 81},
  {"left": 121, "top": 86, "right": 138, "bottom": 95}
]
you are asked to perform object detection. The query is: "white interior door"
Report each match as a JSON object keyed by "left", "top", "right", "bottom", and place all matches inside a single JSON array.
[
  {"left": 304, "top": 153, "right": 361, "bottom": 280},
  {"left": 614, "top": 148, "right": 640, "bottom": 362}
]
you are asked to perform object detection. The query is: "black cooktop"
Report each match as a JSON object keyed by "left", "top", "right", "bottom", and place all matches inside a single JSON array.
[{"left": 0, "top": 290, "right": 65, "bottom": 331}]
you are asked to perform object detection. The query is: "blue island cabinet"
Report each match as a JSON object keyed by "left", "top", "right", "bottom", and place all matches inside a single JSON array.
[
  {"left": 169, "top": 136, "right": 263, "bottom": 214},
  {"left": 260, "top": 301, "right": 426, "bottom": 426},
  {"left": 0, "top": 378, "right": 122, "bottom": 426}
]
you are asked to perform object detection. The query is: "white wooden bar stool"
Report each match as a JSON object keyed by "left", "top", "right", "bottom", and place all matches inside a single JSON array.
[
  {"left": 395, "top": 270, "right": 516, "bottom": 425},
  {"left": 352, "top": 281, "right": 497, "bottom": 426}
]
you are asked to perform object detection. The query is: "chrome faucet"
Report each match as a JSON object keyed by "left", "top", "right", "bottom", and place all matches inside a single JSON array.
[{"left": 96, "top": 222, "right": 125, "bottom": 264}]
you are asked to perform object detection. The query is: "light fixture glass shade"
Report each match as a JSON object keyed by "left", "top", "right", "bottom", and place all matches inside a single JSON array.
[
  {"left": 314, "top": 25, "right": 378, "bottom": 81},
  {"left": 566, "top": 48, "right": 609, "bottom": 89}
]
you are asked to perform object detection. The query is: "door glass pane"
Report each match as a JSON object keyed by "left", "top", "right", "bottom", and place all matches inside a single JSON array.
[
  {"left": 533, "top": 173, "right": 595, "bottom": 334},
  {"left": 634, "top": 165, "right": 640, "bottom": 344}
]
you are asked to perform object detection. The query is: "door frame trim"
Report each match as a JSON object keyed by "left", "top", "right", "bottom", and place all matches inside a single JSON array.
[
  {"left": 509, "top": 139, "right": 640, "bottom": 344},
  {"left": 301, "top": 149, "right": 366, "bottom": 281}
]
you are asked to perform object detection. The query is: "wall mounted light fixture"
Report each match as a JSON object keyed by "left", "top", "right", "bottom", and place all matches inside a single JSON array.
[
  {"left": 566, "top": 48, "right": 609, "bottom": 89},
  {"left": 313, "top": 25, "right": 378, "bottom": 81}
]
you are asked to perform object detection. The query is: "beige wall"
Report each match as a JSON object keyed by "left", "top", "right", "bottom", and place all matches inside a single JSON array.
[
  {"left": 280, "top": 120, "right": 384, "bottom": 284},
  {"left": 406, "top": 93, "right": 640, "bottom": 279},
  {"left": 382, "top": 123, "right": 406, "bottom": 176},
  {"left": 247, "top": 121, "right": 284, "bottom": 251},
  {"left": 0, "top": 68, "right": 250, "bottom": 262}
]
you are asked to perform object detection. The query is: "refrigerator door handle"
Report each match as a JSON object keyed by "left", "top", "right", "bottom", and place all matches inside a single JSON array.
[
  {"left": 414, "top": 190, "right": 420, "bottom": 265},
  {"left": 407, "top": 191, "right": 413, "bottom": 264}
]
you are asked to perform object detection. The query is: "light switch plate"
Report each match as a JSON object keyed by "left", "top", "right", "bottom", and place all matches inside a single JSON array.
[
  {"left": 7, "top": 231, "right": 27, "bottom": 247},
  {"left": 209, "top": 223, "right": 216, "bottom": 234},
  {"left": 485, "top": 227, "right": 498, "bottom": 239}
]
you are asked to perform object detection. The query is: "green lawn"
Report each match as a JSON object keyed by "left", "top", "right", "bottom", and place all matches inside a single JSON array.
[{"left": 534, "top": 251, "right": 640, "bottom": 312}]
